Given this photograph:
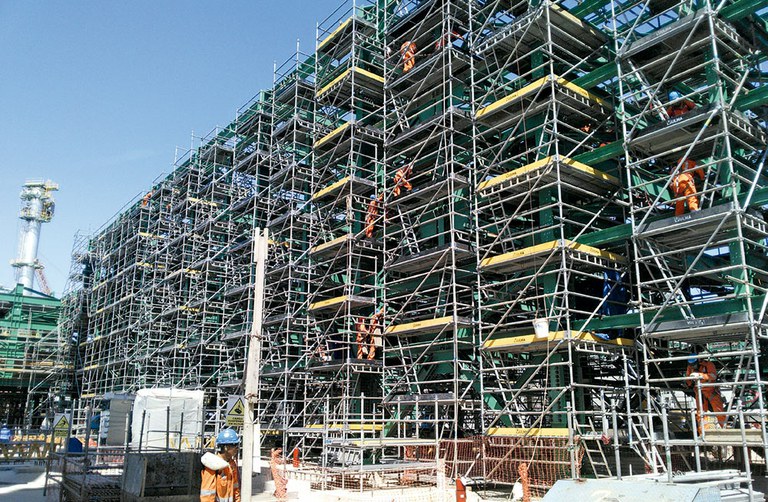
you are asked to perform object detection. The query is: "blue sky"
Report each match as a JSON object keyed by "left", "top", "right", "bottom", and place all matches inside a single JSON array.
[{"left": 0, "top": 0, "right": 340, "bottom": 295}]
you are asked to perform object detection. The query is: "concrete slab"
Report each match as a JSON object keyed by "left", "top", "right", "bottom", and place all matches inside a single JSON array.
[
  {"left": 0, "top": 463, "right": 49, "bottom": 502},
  {"left": 542, "top": 478, "right": 721, "bottom": 501}
]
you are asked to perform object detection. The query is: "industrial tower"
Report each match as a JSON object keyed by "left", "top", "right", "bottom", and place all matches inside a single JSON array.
[{"left": 11, "top": 180, "right": 58, "bottom": 293}]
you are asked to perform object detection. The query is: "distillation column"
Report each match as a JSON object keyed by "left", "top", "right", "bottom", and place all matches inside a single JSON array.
[{"left": 10, "top": 180, "right": 58, "bottom": 292}]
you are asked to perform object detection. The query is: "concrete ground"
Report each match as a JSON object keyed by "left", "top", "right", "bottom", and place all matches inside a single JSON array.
[
  {"left": 0, "top": 463, "right": 50, "bottom": 502},
  {"left": 0, "top": 462, "right": 516, "bottom": 502}
]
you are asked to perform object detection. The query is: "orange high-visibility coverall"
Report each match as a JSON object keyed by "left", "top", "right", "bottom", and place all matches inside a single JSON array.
[
  {"left": 666, "top": 99, "right": 696, "bottom": 118},
  {"left": 400, "top": 41, "right": 416, "bottom": 73},
  {"left": 270, "top": 448, "right": 288, "bottom": 499},
  {"left": 356, "top": 316, "right": 368, "bottom": 359},
  {"left": 366, "top": 309, "right": 384, "bottom": 360},
  {"left": 687, "top": 360, "right": 726, "bottom": 430},
  {"left": 200, "top": 453, "right": 240, "bottom": 502},
  {"left": 671, "top": 160, "right": 705, "bottom": 215},
  {"left": 364, "top": 194, "right": 383, "bottom": 238},
  {"left": 392, "top": 165, "right": 413, "bottom": 197}
]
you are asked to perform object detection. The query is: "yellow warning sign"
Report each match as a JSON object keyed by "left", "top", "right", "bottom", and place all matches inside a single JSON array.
[
  {"left": 226, "top": 396, "right": 245, "bottom": 426},
  {"left": 231, "top": 400, "right": 245, "bottom": 416},
  {"left": 53, "top": 413, "right": 71, "bottom": 438}
]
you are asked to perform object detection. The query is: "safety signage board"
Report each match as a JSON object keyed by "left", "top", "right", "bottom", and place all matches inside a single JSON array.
[
  {"left": 225, "top": 396, "right": 246, "bottom": 426},
  {"left": 53, "top": 413, "right": 71, "bottom": 438}
]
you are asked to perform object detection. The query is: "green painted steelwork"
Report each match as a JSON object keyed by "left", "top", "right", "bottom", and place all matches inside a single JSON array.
[
  {"left": 720, "top": 0, "right": 768, "bottom": 20},
  {"left": 734, "top": 84, "right": 768, "bottom": 111},
  {"left": 570, "top": 0, "right": 611, "bottom": 19},
  {"left": 571, "top": 63, "right": 618, "bottom": 90},
  {"left": 572, "top": 140, "right": 624, "bottom": 165},
  {"left": 0, "top": 284, "right": 61, "bottom": 427}
]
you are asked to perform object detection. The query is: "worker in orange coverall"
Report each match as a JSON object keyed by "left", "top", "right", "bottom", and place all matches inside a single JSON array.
[
  {"left": 670, "top": 159, "right": 705, "bottom": 216},
  {"left": 364, "top": 193, "right": 383, "bottom": 238},
  {"left": 666, "top": 90, "right": 696, "bottom": 118},
  {"left": 356, "top": 316, "right": 369, "bottom": 359},
  {"left": 400, "top": 41, "right": 417, "bottom": 73},
  {"left": 270, "top": 447, "right": 288, "bottom": 499},
  {"left": 200, "top": 428, "right": 241, "bottom": 502},
  {"left": 687, "top": 354, "right": 726, "bottom": 432},
  {"left": 392, "top": 164, "right": 413, "bottom": 197},
  {"left": 366, "top": 309, "right": 384, "bottom": 360}
]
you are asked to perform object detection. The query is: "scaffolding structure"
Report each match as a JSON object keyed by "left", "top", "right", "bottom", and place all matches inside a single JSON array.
[
  {"left": 615, "top": 0, "right": 768, "bottom": 478},
  {"left": 298, "top": 0, "right": 386, "bottom": 464},
  {"left": 52, "top": 0, "right": 768, "bottom": 496},
  {"left": 0, "top": 284, "right": 61, "bottom": 428},
  {"left": 381, "top": 0, "right": 479, "bottom": 472},
  {"left": 472, "top": 0, "right": 637, "bottom": 484},
  {"left": 72, "top": 119, "right": 267, "bottom": 437},
  {"left": 258, "top": 49, "right": 312, "bottom": 442}
]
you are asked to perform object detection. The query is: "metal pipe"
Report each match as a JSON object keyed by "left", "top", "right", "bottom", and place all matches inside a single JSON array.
[
  {"left": 567, "top": 402, "right": 576, "bottom": 479},
  {"left": 691, "top": 407, "right": 701, "bottom": 472},
  {"left": 178, "top": 409, "right": 184, "bottom": 452},
  {"left": 139, "top": 410, "right": 146, "bottom": 453},
  {"left": 738, "top": 403, "right": 754, "bottom": 501},
  {"left": 81, "top": 406, "right": 92, "bottom": 501},
  {"left": 661, "top": 401, "right": 673, "bottom": 484},
  {"left": 612, "top": 399, "right": 621, "bottom": 480}
]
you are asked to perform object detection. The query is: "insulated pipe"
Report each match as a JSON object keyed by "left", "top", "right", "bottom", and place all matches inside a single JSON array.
[{"left": 15, "top": 211, "right": 41, "bottom": 289}]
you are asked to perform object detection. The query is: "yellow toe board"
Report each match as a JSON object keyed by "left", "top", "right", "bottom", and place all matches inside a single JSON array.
[
  {"left": 483, "top": 330, "right": 634, "bottom": 353},
  {"left": 480, "top": 239, "right": 626, "bottom": 273}
]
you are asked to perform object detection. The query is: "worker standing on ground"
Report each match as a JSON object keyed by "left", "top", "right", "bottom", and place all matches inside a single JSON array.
[
  {"left": 270, "top": 447, "right": 288, "bottom": 499},
  {"left": 670, "top": 159, "right": 705, "bottom": 216},
  {"left": 686, "top": 354, "right": 726, "bottom": 431},
  {"left": 200, "top": 428, "right": 241, "bottom": 502},
  {"left": 666, "top": 90, "right": 696, "bottom": 118},
  {"left": 400, "top": 40, "right": 417, "bottom": 73}
]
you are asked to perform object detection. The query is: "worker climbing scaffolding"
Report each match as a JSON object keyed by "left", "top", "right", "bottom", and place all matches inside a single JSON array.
[
  {"left": 400, "top": 40, "right": 417, "bottom": 73},
  {"left": 670, "top": 158, "right": 705, "bottom": 215},
  {"left": 366, "top": 308, "right": 384, "bottom": 361},
  {"left": 355, "top": 316, "right": 369, "bottom": 359},
  {"left": 392, "top": 164, "right": 413, "bottom": 197},
  {"left": 355, "top": 310, "right": 383, "bottom": 360},
  {"left": 364, "top": 193, "right": 383, "bottom": 238},
  {"left": 686, "top": 353, "right": 726, "bottom": 432},
  {"left": 364, "top": 164, "right": 413, "bottom": 238},
  {"left": 434, "top": 30, "right": 463, "bottom": 52}
]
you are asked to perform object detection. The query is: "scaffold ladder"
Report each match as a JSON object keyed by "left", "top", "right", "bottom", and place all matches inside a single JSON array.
[
  {"left": 627, "top": 59, "right": 669, "bottom": 121},
  {"left": 577, "top": 418, "right": 613, "bottom": 478},
  {"left": 395, "top": 207, "right": 420, "bottom": 255},
  {"left": 628, "top": 413, "right": 666, "bottom": 473},
  {"left": 642, "top": 240, "right": 694, "bottom": 320}
]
